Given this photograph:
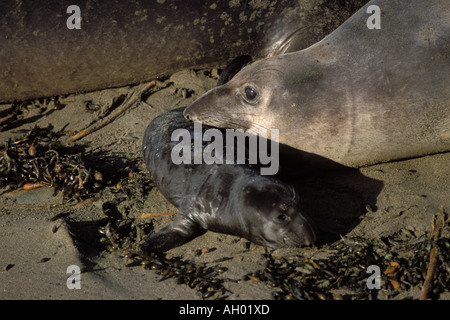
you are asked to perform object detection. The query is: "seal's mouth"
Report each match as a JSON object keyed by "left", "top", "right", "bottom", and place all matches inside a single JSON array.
[
  {"left": 256, "top": 219, "right": 317, "bottom": 249},
  {"left": 276, "top": 215, "right": 318, "bottom": 248},
  {"left": 184, "top": 106, "right": 255, "bottom": 132},
  {"left": 287, "top": 221, "right": 317, "bottom": 247}
]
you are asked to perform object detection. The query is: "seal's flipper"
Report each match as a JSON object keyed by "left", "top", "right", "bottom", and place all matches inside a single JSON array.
[
  {"left": 139, "top": 216, "right": 206, "bottom": 253},
  {"left": 217, "top": 55, "right": 252, "bottom": 86}
]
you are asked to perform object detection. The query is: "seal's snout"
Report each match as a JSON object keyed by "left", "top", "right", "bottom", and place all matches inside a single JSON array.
[
  {"left": 292, "top": 215, "right": 318, "bottom": 247},
  {"left": 183, "top": 107, "right": 197, "bottom": 121},
  {"left": 302, "top": 225, "right": 316, "bottom": 246},
  {"left": 302, "top": 217, "right": 318, "bottom": 246}
]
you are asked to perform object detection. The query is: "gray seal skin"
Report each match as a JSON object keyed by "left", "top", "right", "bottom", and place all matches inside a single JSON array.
[
  {"left": 184, "top": 0, "right": 450, "bottom": 168},
  {"left": 139, "top": 107, "right": 316, "bottom": 252},
  {"left": 0, "top": 0, "right": 367, "bottom": 102}
]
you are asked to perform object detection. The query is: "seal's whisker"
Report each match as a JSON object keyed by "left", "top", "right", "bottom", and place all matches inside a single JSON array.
[
  {"left": 258, "top": 66, "right": 284, "bottom": 77},
  {"left": 288, "top": 185, "right": 299, "bottom": 203},
  {"left": 214, "top": 111, "right": 256, "bottom": 116}
]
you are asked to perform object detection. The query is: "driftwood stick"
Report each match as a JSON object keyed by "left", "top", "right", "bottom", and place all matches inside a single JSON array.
[
  {"left": 70, "top": 80, "right": 156, "bottom": 142},
  {"left": 419, "top": 247, "right": 439, "bottom": 300},
  {"left": 141, "top": 212, "right": 177, "bottom": 219},
  {"left": 420, "top": 209, "right": 447, "bottom": 300}
]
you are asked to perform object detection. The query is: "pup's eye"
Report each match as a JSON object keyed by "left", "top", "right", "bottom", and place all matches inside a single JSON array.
[
  {"left": 277, "top": 214, "right": 287, "bottom": 221},
  {"left": 244, "top": 86, "right": 258, "bottom": 101}
]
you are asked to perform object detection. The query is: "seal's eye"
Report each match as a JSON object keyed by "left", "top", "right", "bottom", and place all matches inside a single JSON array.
[
  {"left": 244, "top": 86, "right": 258, "bottom": 102},
  {"left": 275, "top": 213, "right": 290, "bottom": 223}
]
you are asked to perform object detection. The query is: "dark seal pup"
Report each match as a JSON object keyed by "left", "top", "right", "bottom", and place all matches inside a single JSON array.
[
  {"left": 184, "top": 0, "right": 450, "bottom": 168},
  {"left": 139, "top": 108, "right": 316, "bottom": 252}
]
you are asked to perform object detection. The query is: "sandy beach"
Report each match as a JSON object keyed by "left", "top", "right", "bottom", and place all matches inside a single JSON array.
[{"left": 0, "top": 68, "right": 448, "bottom": 300}]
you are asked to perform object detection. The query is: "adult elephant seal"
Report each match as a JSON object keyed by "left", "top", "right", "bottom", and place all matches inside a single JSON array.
[
  {"left": 184, "top": 0, "right": 450, "bottom": 168},
  {"left": 139, "top": 108, "right": 316, "bottom": 252}
]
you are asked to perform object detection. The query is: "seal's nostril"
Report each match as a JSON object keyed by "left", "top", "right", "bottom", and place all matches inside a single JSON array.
[
  {"left": 183, "top": 108, "right": 196, "bottom": 121},
  {"left": 183, "top": 108, "right": 191, "bottom": 120}
]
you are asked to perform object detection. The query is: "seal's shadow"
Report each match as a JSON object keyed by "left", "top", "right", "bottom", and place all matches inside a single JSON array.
[{"left": 276, "top": 144, "right": 383, "bottom": 244}]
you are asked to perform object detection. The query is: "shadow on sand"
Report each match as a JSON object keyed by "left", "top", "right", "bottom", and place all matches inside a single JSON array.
[{"left": 276, "top": 144, "right": 383, "bottom": 244}]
